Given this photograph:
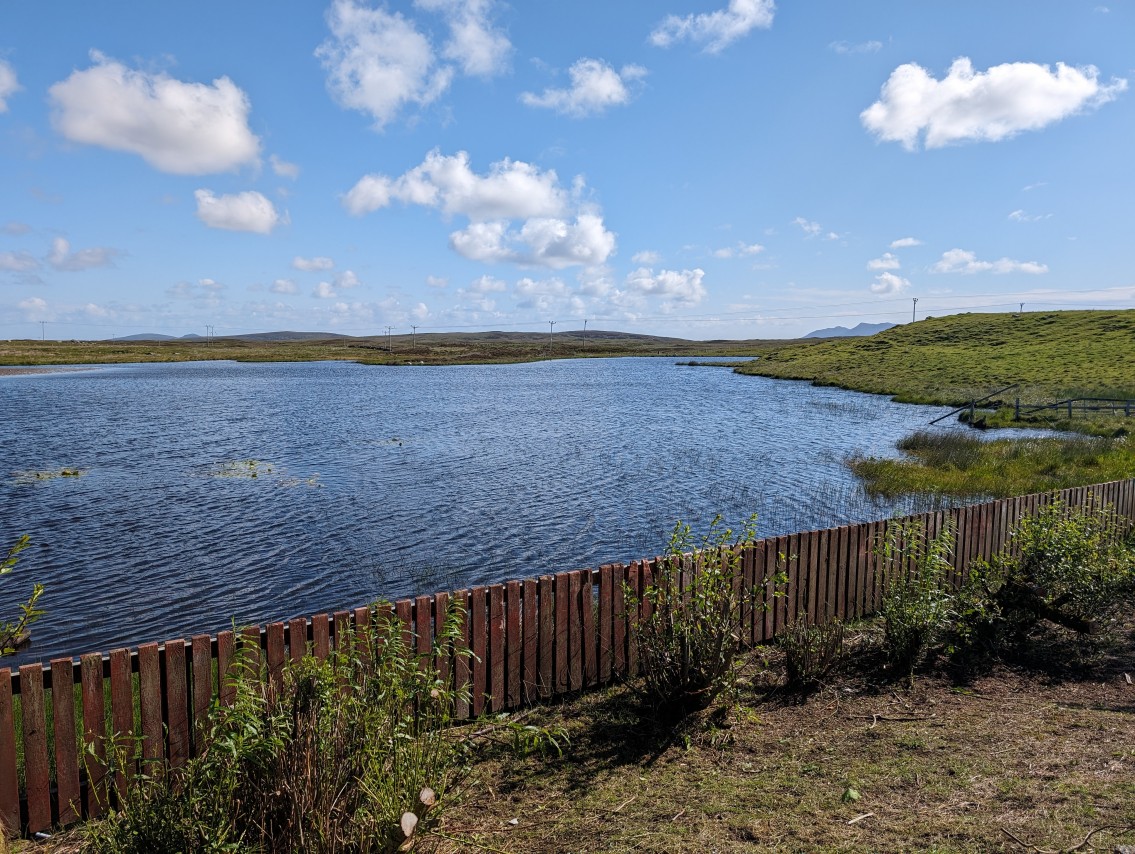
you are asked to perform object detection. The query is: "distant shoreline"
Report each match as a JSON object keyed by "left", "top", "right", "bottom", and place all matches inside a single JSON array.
[{"left": 0, "top": 366, "right": 97, "bottom": 377}]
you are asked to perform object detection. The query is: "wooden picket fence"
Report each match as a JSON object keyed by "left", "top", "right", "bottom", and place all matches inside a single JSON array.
[{"left": 1, "top": 478, "right": 1133, "bottom": 836}]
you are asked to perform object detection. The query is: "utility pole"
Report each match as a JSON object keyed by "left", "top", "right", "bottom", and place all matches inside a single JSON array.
[
  {"left": 583, "top": 318, "right": 588, "bottom": 352},
  {"left": 548, "top": 320, "right": 556, "bottom": 353},
  {"left": 1019, "top": 302, "right": 1024, "bottom": 315},
  {"left": 385, "top": 326, "right": 393, "bottom": 352},
  {"left": 40, "top": 320, "right": 45, "bottom": 341},
  {"left": 912, "top": 297, "right": 918, "bottom": 323},
  {"left": 411, "top": 325, "right": 418, "bottom": 349}
]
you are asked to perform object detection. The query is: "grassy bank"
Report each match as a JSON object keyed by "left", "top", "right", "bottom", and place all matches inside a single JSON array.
[
  {"left": 736, "top": 309, "right": 1135, "bottom": 407},
  {"left": 849, "top": 430, "right": 1135, "bottom": 499},
  {"left": 0, "top": 332, "right": 800, "bottom": 368}
]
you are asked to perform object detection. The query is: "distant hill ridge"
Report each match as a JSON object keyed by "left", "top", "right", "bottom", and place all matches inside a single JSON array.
[{"left": 804, "top": 322, "right": 897, "bottom": 339}]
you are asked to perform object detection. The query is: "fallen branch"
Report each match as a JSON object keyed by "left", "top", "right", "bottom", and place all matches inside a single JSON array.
[
  {"left": 1001, "top": 824, "right": 1135, "bottom": 853},
  {"left": 847, "top": 812, "right": 874, "bottom": 825}
]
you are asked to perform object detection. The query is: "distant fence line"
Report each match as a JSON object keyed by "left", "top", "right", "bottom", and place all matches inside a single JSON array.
[{"left": 2, "top": 479, "right": 1133, "bottom": 836}]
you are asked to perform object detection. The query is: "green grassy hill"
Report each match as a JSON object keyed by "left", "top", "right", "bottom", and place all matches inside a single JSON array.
[{"left": 738, "top": 309, "right": 1135, "bottom": 406}]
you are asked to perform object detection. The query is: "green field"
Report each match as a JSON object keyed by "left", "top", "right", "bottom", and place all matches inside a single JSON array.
[{"left": 736, "top": 309, "right": 1135, "bottom": 406}]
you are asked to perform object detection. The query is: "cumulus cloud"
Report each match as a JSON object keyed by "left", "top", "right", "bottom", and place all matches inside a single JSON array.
[
  {"left": 521, "top": 58, "right": 646, "bottom": 117},
  {"left": 270, "top": 155, "right": 300, "bottom": 179},
  {"left": 861, "top": 57, "right": 1128, "bottom": 150},
  {"left": 48, "top": 51, "right": 260, "bottom": 174},
  {"left": 625, "top": 267, "right": 706, "bottom": 307},
  {"left": 830, "top": 40, "right": 882, "bottom": 55},
  {"left": 47, "top": 237, "right": 119, "bottom": 271},
  {"left": 890, "top": 236, "right": 922, "bottom": 248},
  {"left": 932, "top": 248, "right": 1048, "bottom": 275},
  {"left": 0, "top": 60, "right": 20, "bottom": 112},
  {"left": 316, "top": 0, "right": 508, "bottom": 129},
  {"left": 425, "top": 275, "right": 448, "bottom": 288},
  {"left": 195, "top": 189, "right": 281, "bottom": 234},
  {"left": 335, "top": 269, "right": 361, "bottom": 289},
  {"left": 0, "top": 251, "right": 39, "bottom": 272},
  {"left": 271, "top": 278, "right": 298, "bottom": 294},
  {"left": 345, "top": 149, "right": 615, "bottom": 269},
  {"left": 313, "top": 281, "right": 337, "bottom": 298},
  {"left": 467, "top": 274, "right": 507, "bottom": 293},
  {"left": 632, "top": 250, "right": 660, "bottom": 265},
  {"left": 18, "top": 296, "right": 48, "bottom": 313},
  {"left": 450, "top": 214, "right": 615, "bottom": 269},
  {"left": 867, "top": 252, "right": 901, "bottom": 271},
  {"left": 870, "top": 272, "right": 910, "bottom": 294},
  {"left": 293, "top": 255, "right": 335, "bottom": 272},
  {"left": 650, "top": 0, "right": 775, "bottom": 54},
  {"left": 415, "top": 0, "right": 511, "bottom": 77},
  {"left": 792, "top": 217, "right": 825, "bottom": 237}
]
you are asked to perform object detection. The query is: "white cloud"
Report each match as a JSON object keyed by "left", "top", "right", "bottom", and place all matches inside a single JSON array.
[
  {"left": 346, "top": 149, "right": 615, "bottom": 270},
  {"left": 292, "top": 255, "right": 335, "bottom": 272},
  {"left": 932, "top": 248, "right": 1048, "bottom": 275},
  {"left": 450, "top": 214, "right": 615, "bottom": 269},
  {"left": 867, "top": 252, "right": 901, "bottom": 271},
  {"left": 316, "top": 0, "right": 452, "bottom": 129},
  {"left": 1008, "top": 209, "right": 1051, "bottom": 222},
  {"left": 0, "top": 60, "right": 20, "bottom": 112},
  {"left": 632, "top": 250, "right": 660, "bottom": 265},
  {"left": 829, "top": 40, "right": 882, "bottom": 55},
  {"left": 194, "top": 189, "right": 281, "bottom": 234},
  {"left": 271, "top": 278, "right": 298, "bottom": 294},
  {"left": 411, "top": 302, "right": 430, "bottom": 320},
  {"left": 425, "top": 275, "right": 448, "bottom": 288},
  {"left": 313, "top": 281, "right": 337, "bottom": 298},
  {"left": 792, "top": 217, "right": 822, "bottom": 236},
  {"left": 890, "top": 236, "right": 922, "bottom": 248},
  {"left": 198, "top": 277, "right": 225, "bottom": 291},
  {"left": 870, "top": 272, "right": 910, "bottom": 294},
  {"left": 269, "top": 155, "right": 300, "bottom": 179},
  {"left": 3, "top": 222, "right": 31, "bottom": 236},
  {"left": 48, "top": 51, "right": 260, "bottom": 174},
  {"left": 344, "top": 149, "right": 568, "bottom": 220},
  {"left": 415, "top": 0, "right": 511, "bottom": 77},
  {"left": 468, "top": 274, "right": 507, "bottom": 293},
  {"left": 521, "top": 58, "right": 646, "bottom": 117},
  {"left": 0, "top": 251, "right": 39, "bottom": 272},
  {"left": 650, "top": 0, "right": 775, "bottom": 54},
  {"left": 862, "top": 57, "right": 1128, "bottom": 150},
  {"left": 47, "top": 237, "right": 118, "bottom": 271},
  {"left": 625, "top": 267, "right": 706, "bottom": 306},
  {"left": 714, "top": 241, "right": 765, "bottom": 259},
  {"left": 18, "top": 296, "right": 48, "bottom": 313},
  {"left": 335, "top": 269, "right": 361, "bottom": 289}
]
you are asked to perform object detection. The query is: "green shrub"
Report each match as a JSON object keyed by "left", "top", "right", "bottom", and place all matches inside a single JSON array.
[
  {"left": 957, "top": 499, "right": 1135, "bottom": 650},
  {"left": 878, "top": 518, "right": 956, "bottom": 681},
  {"left": 630, "top": 515, "right": 780, "bottom": 722},
  {"left": 779, "top": 617, "right": 844, "bottom": 688},
  {"left": 86, "top": 604, "right": 471, "bottom": 853},
  {"left": 0, "top": 534, "right": 44, "bottom": 657}
]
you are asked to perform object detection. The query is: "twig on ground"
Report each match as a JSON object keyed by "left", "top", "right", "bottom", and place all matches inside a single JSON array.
[
  {"left": 847, "top": 812, "right": 874, "bottom": 825},
  {"left": 1001, "top": 824, "right": 1135, "bottom": 853}
]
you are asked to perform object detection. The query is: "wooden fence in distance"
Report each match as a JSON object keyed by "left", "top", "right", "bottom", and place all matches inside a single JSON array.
[{"left": 2, "top": 479, "right": 1133, "bottom": 836}]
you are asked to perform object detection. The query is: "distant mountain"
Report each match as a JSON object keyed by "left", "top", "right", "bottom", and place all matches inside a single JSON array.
[
  {"left": 112, "top": 333, "right": 177, "bottom": 341},
  {"left": 804, "top": 322, "right": 897, "bottom": 339}
]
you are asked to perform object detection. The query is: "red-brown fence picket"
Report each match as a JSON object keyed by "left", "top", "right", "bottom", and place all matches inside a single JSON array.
[{"left": 2, "top": 478, "right": 1134, "bottom": 837}]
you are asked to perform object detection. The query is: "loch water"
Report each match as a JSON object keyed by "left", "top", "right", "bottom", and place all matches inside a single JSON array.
[{"left": 2, "top": 357, "right": 969, "bottom": 663}]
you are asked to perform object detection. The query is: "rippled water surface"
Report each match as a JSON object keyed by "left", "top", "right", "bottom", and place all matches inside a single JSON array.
[{"left": 2, "top": 358, "right": 966, "bottom": 662}]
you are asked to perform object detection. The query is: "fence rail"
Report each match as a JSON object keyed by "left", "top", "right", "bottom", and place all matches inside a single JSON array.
[{"left": 2, "top": 479, "right": 1133, "bottom": 836}]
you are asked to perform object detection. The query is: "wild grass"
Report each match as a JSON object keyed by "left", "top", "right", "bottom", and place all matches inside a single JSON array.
[
  {"left": 849, "top": 430, "right": 1135, "bottom": 498},
  {"left": 737, "top": 309, "right": 1135, "bottom": 408}
]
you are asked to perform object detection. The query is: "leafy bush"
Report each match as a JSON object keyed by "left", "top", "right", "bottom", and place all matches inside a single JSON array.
[
  {"left": 878, "top": 518, "right": 956, "bottom": 681},
  {"left": 87, "top": 604, "right": 472, "bottom": 853},
  {"left": 631, "top": 515, "right": 779, "bottom": 722},
  {"left": 0, "top": 534, "right": 44, "bottom": 657},
  {"left": 957, "top": 499, "right": 1135, "bottom": 650},
  {"left": 779, "top": 617, "right": 844, "bottom": 688}
]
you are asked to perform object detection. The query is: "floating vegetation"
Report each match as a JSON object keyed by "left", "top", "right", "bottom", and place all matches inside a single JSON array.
[
  {"left": 10, "top": 467, "right": 88, "bottom": 485},
  {"left": 212, "top": 459, "right": 275, "bottom": 479},
  {"left": 207, "top": 459, "right": 321, "bottom": 488}
]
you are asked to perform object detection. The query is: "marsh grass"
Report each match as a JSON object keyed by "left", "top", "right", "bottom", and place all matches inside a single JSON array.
[{"left": 849, "top": 430, "right": 1135, "bottom": 498}]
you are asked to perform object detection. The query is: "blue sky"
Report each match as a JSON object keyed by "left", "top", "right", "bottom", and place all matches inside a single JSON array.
[{"left": 1, "top": 1, "right": 1132, "bottom": 340}]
